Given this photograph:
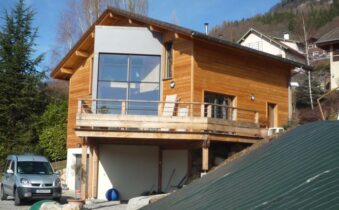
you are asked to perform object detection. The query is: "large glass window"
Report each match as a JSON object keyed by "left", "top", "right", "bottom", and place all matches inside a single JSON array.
[{"left": 97, "top": 53, "right": 161, "bottom": 115}]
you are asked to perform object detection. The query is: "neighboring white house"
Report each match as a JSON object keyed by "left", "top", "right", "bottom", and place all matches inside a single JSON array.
[
  {"left": 238, "top": 28, "right": 305, "bottom": 64},
  {"left": 238, "top": 28, "right": 306, "bottom": 120},
  {"left": 317, "top": 27, "right": 339, "bottom": 90}
]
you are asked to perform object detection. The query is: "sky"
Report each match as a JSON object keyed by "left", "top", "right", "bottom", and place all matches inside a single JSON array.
[{"left": 0, "top": 0, "right": 280, "bottom": 70}]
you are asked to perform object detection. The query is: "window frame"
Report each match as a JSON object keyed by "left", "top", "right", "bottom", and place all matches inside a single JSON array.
[
  {"left": 164, "top": 42, "right": 173, "bottom": 79},
  {"left": 333, "top": 44, "right": 339, "bottom": 62},
  {"left": 97, "top": 53, "right": 161, "bottom": 115}
]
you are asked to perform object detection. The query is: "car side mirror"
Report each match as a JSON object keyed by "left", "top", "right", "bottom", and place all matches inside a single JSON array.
[
  {"left": 54, "top": 171, "right": 61, "bottom": 176},
  {"left": 6, "top": 169, "right": 14, "bottom": 174}
]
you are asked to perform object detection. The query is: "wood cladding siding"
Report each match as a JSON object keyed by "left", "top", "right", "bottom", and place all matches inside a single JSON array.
[
  {"left": 162, "top": 38, "right": 193, "bottom": 103},
  {"left": 65, "top": 28, "right": 292, "bottom": 148},
  {"left": 193, "top": 41, "right": 290, "bottom": 126},
  {"left": 67, "top": 55, "right": 92, "bottom": 148}
]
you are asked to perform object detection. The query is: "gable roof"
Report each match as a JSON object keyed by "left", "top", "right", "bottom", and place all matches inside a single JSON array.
[
  {"left": 51, "top": 8, "right": 312, "bottom": 80},
  {"left": 238, "top": 28, "right": 305, "bottom": 59},
  {"left": 142, "top": 121, "right": 339, "bottom": 210},
  {"left": 317, "top": 27, "right": 339, "bottom": 47}
]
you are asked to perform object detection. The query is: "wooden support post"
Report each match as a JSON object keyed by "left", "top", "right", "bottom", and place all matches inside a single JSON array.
[
  {"left": 207, "top": 105, "right": 212, "bottom": 118},
  {"left": 158, "top": 102, "right": 163, "bottom": 116},
  {"left": 157, "top": 147, "right": 163, "bottom": 192},
  {"left": 88, "top": 142, "right": 93, "bottom": 199},
  {"left": 121, "top": 101, "right": 126, "bottom": 115},
  {"left": 80, "top": 138, "right": 88, "bottom": 200},
  {"left": 78, "top": 100, "right": 82, "bottom": 113},
  {"left": 201, "top": 104, "right": 205, "bottom": 117},
  {"left": 202, "top": 146, "right": 209, "bottom": 171},
  {"left": 92, "top": 143, "right": 99, "bottom": 198},
  {"left": 254, "top": 111, "right": 259, "bottom": 124}
]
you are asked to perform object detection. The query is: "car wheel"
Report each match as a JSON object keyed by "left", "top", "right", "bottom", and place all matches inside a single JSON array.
[
  {"left": 54, "top": 196, "right": 61, "bottom": 203},
  {"left": 0, "top": 185, "right": 7, "bottom": 200},
  {"left": 14, "top": 188, "right": 21, "bottom": 206}
]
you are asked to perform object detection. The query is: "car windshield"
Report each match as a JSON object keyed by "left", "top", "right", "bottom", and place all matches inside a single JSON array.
[{"left": 17, "top": 161, "right": 53, "bottom": 175}]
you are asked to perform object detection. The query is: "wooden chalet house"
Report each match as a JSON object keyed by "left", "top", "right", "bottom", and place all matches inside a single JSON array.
[{"left": 51, "top": 8, "right": 310, "bottom": 200}]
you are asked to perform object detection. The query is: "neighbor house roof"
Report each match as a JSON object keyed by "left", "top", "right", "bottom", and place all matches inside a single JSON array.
[
  {"left": 142, "top": 121, "right": 339, "bottom": 210},
  {"left": 238, "top": 28, "right": 305, "bottom": 59},
  {"left": 51, "top": 8, "right": 312, "bottom": 80},
  {"left": 317, "top": 27, "right": 339, "bottom": 47}
]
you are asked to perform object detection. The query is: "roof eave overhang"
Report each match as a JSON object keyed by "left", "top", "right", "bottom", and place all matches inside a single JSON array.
[
  {"left": 51, "top": 8, "right": 312, "bottom": 80},
  {"left": 316, "top": 39, "right": 339, "bottom": 49}
]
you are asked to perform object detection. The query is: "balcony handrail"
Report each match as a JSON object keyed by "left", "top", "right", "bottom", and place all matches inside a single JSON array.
[
  {"left": 77, "top": 98, "right": 260, "bottom": 124},
  {"left": 78, "top": 98, "right": 259, "bottom": 115}
]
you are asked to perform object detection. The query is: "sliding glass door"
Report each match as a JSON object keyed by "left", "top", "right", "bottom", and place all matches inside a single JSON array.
[{"left": 97, "top": 53, "right": 161, "bottom": 115}]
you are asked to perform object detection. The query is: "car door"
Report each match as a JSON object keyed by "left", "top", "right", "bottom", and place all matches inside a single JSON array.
[{"left": 3, "top": 160, "right": 15, "bottom": 196}]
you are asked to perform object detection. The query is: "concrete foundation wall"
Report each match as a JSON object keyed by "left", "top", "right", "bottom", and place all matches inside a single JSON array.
[
  {"left": 97, "top": 145, "right": 158, "bottom": 200},
  {"left": 162, "top": 150, "right": 188, "bottom": 192}
]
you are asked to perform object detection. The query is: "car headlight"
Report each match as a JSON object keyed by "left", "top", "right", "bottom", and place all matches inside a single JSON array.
[
  {"left": 54, "top": 178, "right": 61, "bottom": 187},
  {"left": 20, "top": 178, "right": 30, "bottom": 186}
]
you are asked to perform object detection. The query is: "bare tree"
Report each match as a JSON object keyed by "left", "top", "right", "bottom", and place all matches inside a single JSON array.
[
  {"left": 294, "top": 8, "right": 317, "bottom": 109},
  {"left": 50, "top": 0, "right": 148, "bottom": 68}
]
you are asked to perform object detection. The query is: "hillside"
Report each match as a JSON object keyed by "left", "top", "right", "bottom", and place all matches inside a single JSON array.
[{"left": 210, "top": 0, "right": 339, "bottom": 42}]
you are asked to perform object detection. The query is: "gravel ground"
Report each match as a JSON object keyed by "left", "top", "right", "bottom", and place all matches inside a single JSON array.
[{"left": 0, "top": 196, "right": 32, "bottom": 210}]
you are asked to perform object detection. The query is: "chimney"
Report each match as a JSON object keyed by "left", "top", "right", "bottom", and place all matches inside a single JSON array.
[
  {"left": 283, "top": 32, "right": 290, "bottom": 40},
  {"left": 204, "top": 23, "right": 209, "bottom": 35}
]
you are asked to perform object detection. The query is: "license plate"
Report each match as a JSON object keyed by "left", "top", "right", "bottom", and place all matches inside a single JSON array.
[{"left": 36, "top": 189, "right": 51, "bottom": 193}]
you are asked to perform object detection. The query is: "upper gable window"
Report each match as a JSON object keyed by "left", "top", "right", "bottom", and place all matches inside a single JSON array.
[
  {"left": 246, "top": 41, "right": 263, "bottom": 51},
  {"left": 164, "top": 42, "right": 173, "bottom": 79}
]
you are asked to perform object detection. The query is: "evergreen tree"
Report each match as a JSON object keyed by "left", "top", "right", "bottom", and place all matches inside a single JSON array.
[
  {"left": 0, "top": 0, "right": 46, "bottom": 167},
  {"left": 296, "top": 71, "right": 325, "bottom": 108}
]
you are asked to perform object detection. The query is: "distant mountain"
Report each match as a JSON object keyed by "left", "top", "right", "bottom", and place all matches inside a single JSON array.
[{"left": 210, "top": 0, "right": 339, "bottom": 42}]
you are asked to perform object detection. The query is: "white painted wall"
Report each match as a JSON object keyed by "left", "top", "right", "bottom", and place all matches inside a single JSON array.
[
  {"left": 280, "top": 40, "right": 302, "bottom": 53},
  {"left": 330, "top": 45, "right": 339, "bottom": 89},
  {"left": 241, "top": 33, "right": 306, "bottom": 64},
  {"left": 161, "top": 150, "right": 188, "bottom": 192},
  {"left": 240, "top": 33, "right": 285, "bottom": 57},
  {"left": 97, "top": 145, "right": 158, "bottom": 200},
  {"left": 66, "top": 148, "right": 89, "bottom": 190},
  {"left": 92, "top": 26, "right": 163, "bottom": 101}
]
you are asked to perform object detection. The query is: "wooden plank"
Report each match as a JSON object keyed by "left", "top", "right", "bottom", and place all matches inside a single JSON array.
[
  {"left": 76, "top": 50, "right": 90, "bottom": 58},
  {"left": 208, "top": 134, "right": 260, "bottom": 144},
  {"left": 67, "top": 55, "right": 92, "bottom": 148},
  {"left": 76, "top": 113, "right": 261, "bottom": 136},
  {"left": 193, "top": 41, "right": 290, "bottom": 127},
  {"left": 80, "top": 139, "right": 87, "bottom": 200},
  {"left": 162, "top": 38, "right": 193, "bottom": 103},
  {"left": 92, "top": 143, "right": 99, "bottom": 198},
  {"left": 61, "top": 67, "right": 74, "bottom": 75},
  {"left": 75, "top": 130, "right": 209, "bottom": 140},
  {"left": 202, "top": 147, "right": 209, "bottom": 171},
  {"left": 88, "top": 143, "right": 93, "bottom": 198}
]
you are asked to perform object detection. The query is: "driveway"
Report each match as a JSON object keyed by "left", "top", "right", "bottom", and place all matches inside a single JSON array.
[{"left": 0, "top": 195, "right": 127, "bottom": 210}]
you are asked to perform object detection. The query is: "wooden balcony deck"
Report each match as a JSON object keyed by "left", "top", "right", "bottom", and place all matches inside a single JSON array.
[{"left": 75, "top": 99, "right": 263, "bottom": 143}]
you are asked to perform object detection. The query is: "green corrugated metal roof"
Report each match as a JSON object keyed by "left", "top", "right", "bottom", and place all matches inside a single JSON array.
[{"left": 142, "top": 121, "right": 339, "bottom": 210}]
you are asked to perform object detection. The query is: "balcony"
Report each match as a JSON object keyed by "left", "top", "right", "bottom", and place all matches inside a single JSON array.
[{"left": 75, "top": 98, "right": 263, "bottom": 143}]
